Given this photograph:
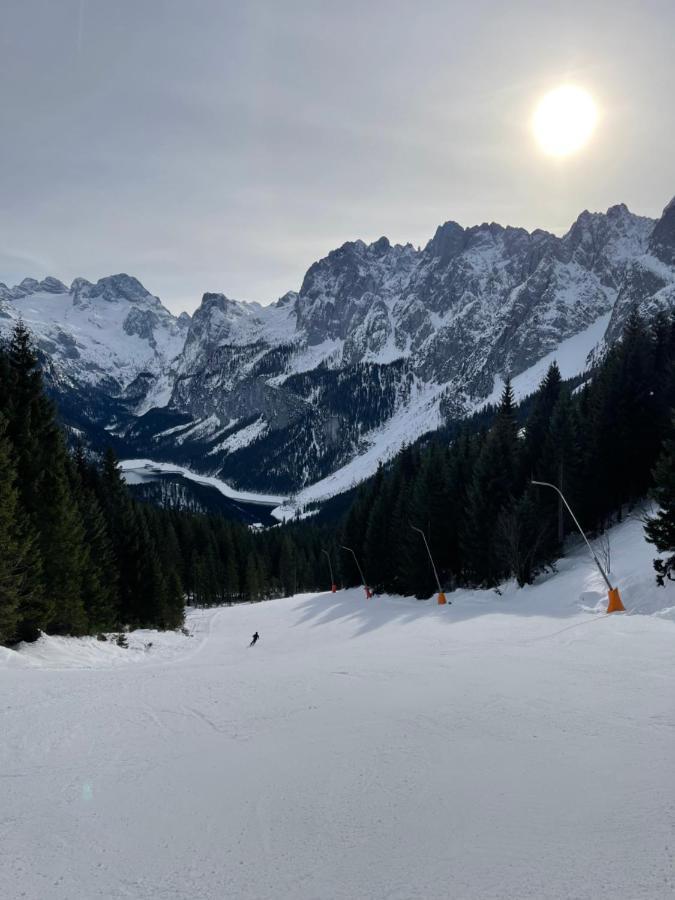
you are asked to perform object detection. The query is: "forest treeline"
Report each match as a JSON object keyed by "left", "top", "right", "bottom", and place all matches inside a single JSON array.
[
  {"left": 0, "top": 324, "right": 330, "bottom": 645},
  {"left": 1, "top": 312, "right": 673, "bottom": 646},
  {"left": 338, "top": 310, "right": 675, "bottom": 595}
]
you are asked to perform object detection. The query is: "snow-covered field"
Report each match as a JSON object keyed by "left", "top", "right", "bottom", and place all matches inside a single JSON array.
[{"left": 2, "top": 517, "right": 674, "bottom": 900}]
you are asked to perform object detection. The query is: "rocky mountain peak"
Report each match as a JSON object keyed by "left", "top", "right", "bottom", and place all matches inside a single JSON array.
[
  {"left": 425, "top": 220, "right": 465, "bottom": 261},
  {"left": 38, "top": 276, "right": 68, "bottom": 294},
  {"left": 87, "top": 274, "right": 154, "bottom": 303},
  {"left": 649, "top": 197, "right": 675, "bottom": 265}
]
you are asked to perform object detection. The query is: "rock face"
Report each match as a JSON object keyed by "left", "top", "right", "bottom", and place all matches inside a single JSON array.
[{"left": 1, "top": 199, "right": 673, "bottom": 494}]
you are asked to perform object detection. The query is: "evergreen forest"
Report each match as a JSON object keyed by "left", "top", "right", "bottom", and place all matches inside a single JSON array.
[{"left": 1, "top": 311, "right": 673, "bottom": 647}]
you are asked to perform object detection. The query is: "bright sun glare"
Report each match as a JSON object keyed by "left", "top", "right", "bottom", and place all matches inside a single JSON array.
[{"left": 532, "top": 85, "right": 597, "bottom": 157}]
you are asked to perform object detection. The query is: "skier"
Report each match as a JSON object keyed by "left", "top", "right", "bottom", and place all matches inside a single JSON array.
[{"left": 249, "top": 632, "right": 260, "bottom": 647}]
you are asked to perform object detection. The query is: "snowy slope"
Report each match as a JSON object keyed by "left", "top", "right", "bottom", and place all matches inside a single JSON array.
[{"left": 2, "top": 516, "right": 674, "bottom": 900}]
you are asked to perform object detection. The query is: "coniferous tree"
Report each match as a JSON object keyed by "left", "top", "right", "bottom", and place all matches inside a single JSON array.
[
  {"left": 0, "top": 418, "right": 25, "bottom": 644},
  {"left": 39, "top": 430, "right": 88, "bottom": 636},
  {"left": 364, "top": 466, "right": 397, "bottom": 592},
  {"left": 462, "top": 380, "right": 520, "bottom": 585},
  {"left": 496, "top": 487, "right": 550, "bottom": 587},
  {"left": 523, "top": 362, "right": 562, "bottom": 479},
  {"left": 244, "top": 552, "right": 263, "bottom": 601},
  {"left": 279, "top": 536, "right": 297, "bottom": 597},
  {"left": 645, "top": 419, "right": 675, "bottom": 585}
]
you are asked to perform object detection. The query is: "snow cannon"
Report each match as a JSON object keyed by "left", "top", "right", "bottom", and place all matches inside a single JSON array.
[
  {"left": 331, "top": 583, "right": 337, "bottom": 593},
  {"left": 365, "top": 587, "right": 373, "bottom": 599},
  {"left": 437, "top": 592, "right": 447, "bottom": 605},
  {"left": 606, "top": 587, "right": 625, "bottom": 613}
]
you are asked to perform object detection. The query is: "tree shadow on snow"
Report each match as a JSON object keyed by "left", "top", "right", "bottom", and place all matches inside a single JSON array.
[{"left": 293, "top": 568, "right": 611, "bottom": 638}]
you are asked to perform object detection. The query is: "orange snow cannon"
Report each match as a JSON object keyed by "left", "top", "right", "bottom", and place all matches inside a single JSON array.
[
  {"left": 331, "top": 583, "right": 337, "bottom": 593},
  {"left": 606, "top": 587, "right": 625, "bottom": 613},
  {"left": 437, "top": 592, "right": 447, "bottom": 605},
  {"left": 365, "top": 587, "right": 373, "bottom": 599}
]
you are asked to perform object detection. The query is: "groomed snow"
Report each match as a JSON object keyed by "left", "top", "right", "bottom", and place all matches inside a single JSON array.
[{"left": 2, "top": 516, "right": 674, "bottom": 900}]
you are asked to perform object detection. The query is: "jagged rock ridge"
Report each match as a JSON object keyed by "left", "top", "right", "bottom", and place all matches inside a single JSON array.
[{"left": 1, "top": 198, "right": 673, "bottom": 494}]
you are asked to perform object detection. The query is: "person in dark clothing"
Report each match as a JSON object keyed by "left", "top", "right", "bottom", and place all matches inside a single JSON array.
[{"left": 249, "top": 632, "right": 260, "bottom": 647}]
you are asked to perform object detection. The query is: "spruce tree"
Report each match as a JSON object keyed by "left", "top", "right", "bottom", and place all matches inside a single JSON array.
[
  {"left": 645, "top": 421, "right": 675, "bottom": 585},
  {"left": 75, "top": 481, "right": 119, "bottom": 632},
  {"left": 0, "top": 418, "right": 24, "bottom": 644},
  {"left": 462, "top": 380, "right": 520, "bottom": 585},
  {"left": 279, "top": 536, "right": 297, "bottom": 597},
  {"left": 523, "top": 363, "right": 562, "bottom": 473},
  {"left": 40, "top": 431, "right": 88, "bottom": 636},
  {"left": 245, "top": 552, "right": 262, "bottom": 601}
]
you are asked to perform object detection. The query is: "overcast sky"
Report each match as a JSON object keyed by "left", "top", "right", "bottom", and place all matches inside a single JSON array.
[{"left": 1, "top": 0, "right": 673, "bottom": 314}]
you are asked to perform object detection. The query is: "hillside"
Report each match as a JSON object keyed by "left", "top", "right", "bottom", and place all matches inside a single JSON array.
[{"left": 2, "top": 516, "right": 674, "bottom": 900}]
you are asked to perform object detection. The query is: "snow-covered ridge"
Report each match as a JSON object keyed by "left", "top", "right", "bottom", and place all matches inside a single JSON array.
[
  {"left": 2, "top": 197, "right": 674, "bottom": 497},
  {"left": 0, "top": 273, "right": 189, "bottom": 402}
]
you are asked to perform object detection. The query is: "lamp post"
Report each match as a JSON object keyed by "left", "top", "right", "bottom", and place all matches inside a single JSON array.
[
  {"left": 340, "top": 546, "right": 372, "bottom": 598},
  {"left": 321, "top": 549, "right": 337, "bottom": 593},
  {"left": 411, "top": 524, "right": 448, "bottom": 605},
  {"left": 531, "top": 479, "right": 624, "bottom": 612}
]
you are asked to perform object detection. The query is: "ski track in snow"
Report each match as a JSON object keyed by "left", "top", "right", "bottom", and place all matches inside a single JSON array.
[{"left": 1, "top": 517, "right": 674, "bottom": 900}]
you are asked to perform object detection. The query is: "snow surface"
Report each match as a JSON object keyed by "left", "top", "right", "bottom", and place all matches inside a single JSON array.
[
  {"left": 2, "top": 516, "right": 674, "bottom": 900},
  {"left": 207, "top": 417, "right": 268, "bottom": 456},
  {"left": 0, "top": 286, "right": 185, "bottom": 391},
  {"left": 119, "top": 459, "right": 285, "bottom": 506},
  {"left": 482, "top": 313, "right": 611, "bottom": 409}
]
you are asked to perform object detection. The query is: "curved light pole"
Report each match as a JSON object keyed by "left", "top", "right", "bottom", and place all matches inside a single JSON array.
[
  {"left": 531, "top": 479, "right": 624, "bottom": 612},
  {"left": 321, "top": 549, "right": 337, "bottom": 593},
  {"left": 411, "top": 524, "right": 448, "bottom": 605},
  {"left": 340, "top": 546, "right": 372, "bottom": 599}
]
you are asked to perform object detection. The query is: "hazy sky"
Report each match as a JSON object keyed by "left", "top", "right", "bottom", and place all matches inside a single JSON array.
[{"left": 1, "top": 0, "right": 673, "bottom": 314}]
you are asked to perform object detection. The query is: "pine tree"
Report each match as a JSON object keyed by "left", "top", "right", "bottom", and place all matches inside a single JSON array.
[
  {"left": 279, "top": 536, "right": 297, "bottom": 597},
  {"left": 221, "top": 526, "right": 240, "bottom": 602},
  {"left": 523, "top": 362, "right": 562, "bottom": 479},
  {"left": 245, "top": 552, "right": 262, "bottom": 601},
  {"left": 0, "top": 418, "right": 24, "bottom": 644},
  {"left": 40, "top": 432, "right": 88, "bottom": 636},
  {"left": 75, "top": 480, "right": 119, "bottom": 631},
  {"left": 363, "top": 467, "right": 396, "bottom": 593},
  {"left": 496, "top": 487, "right": 550, "bottom": 586},
  {"left": 645, "top": 420, "right": 675, "bottom": 585},
  {"left": 462, "top": 380, "right": 520, "bottom": 585}
]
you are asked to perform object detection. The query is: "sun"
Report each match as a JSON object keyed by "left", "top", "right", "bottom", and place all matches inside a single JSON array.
[{"left": 532, "top": 85, "right": 597, "bottom": 157}]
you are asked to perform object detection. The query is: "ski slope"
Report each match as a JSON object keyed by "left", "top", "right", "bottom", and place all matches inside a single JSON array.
[{"left": 2, "top": 517, "right": 674, "bottom": 900}]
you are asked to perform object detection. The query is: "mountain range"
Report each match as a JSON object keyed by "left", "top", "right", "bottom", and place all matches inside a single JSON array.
[{"left": 2, "top": 197, "right": 674, "bottom": 504}]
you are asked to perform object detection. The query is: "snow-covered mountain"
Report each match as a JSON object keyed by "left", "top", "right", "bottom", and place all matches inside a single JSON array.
[
  {"left": 1, "top": 198, "right": 674, "bottom": 495},
  {"left": 0, "top": 273, "right": 189, "bottom": 410}
]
